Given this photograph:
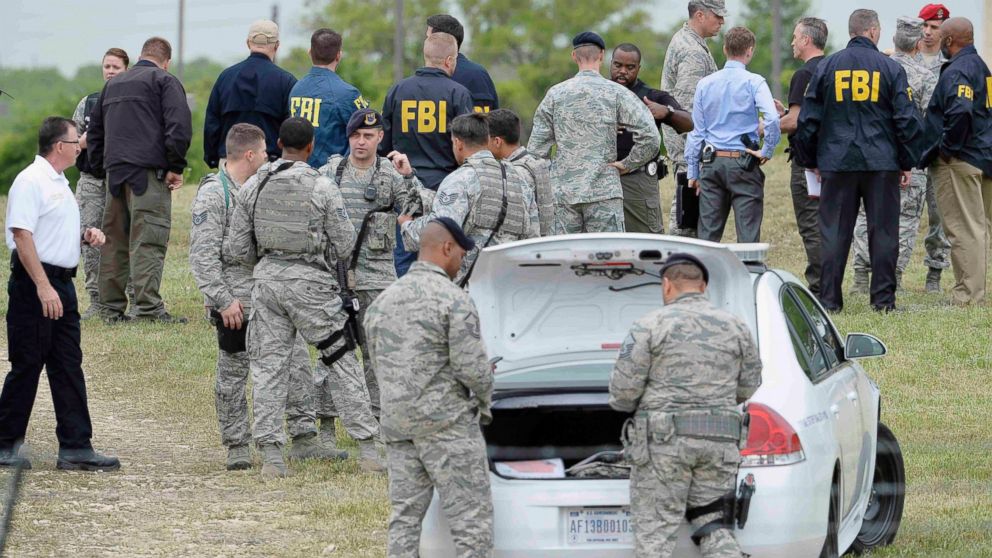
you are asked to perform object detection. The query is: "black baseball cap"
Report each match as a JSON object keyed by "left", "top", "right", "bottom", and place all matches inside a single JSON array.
[
  {"left": 432, "top": 217, "right": 475, "bottom": 251},
  {"left": 659, "top": 252, "right": 709, "bottom": 284}
]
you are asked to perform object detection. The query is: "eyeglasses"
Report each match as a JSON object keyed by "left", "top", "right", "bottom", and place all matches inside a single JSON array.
[{"left": 58, "top": 139, "right": 81, "bottom": 145}]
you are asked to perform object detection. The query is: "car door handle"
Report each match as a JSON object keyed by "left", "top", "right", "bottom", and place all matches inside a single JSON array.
[
  {"left": 830, "top": 404, "right": 840, "bottom": 417},
  {"left": 847, "top": 391, "right": 859, "bottom": 403}
]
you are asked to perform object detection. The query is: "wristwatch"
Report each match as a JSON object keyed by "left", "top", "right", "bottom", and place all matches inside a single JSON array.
[{"left": 662, "top": 105, "right": 676, "bottom": 124}]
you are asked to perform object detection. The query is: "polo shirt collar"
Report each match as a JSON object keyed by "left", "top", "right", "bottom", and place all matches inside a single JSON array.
[{"left": 34, "top": 155, "right": 64, "bottom": 181}]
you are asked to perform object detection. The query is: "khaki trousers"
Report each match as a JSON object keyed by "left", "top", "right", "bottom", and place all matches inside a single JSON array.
[{"left": 933, "top": 158, "right": 992, "bottom": 305}]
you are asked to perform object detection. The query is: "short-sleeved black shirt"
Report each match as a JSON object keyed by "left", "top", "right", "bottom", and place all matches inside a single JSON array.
[
  {"left": 787, "top": 55, "right": 824, "bottom": 145},
  {"left": 616, "top": 79, "right": 680, "bottom": 160}
]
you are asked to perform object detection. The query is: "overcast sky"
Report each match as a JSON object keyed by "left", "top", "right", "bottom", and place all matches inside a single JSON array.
[{"left": 4, "top": 0, "right": 987, "bottom": 76}]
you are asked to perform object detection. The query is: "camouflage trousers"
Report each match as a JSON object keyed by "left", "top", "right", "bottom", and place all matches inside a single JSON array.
[
  {"left": 248, "top": 278, "right": 350, "bottom": 446},
  {"left": 852, "top": 173, "right": 926, "bottom": 274},
  {"left": 631, "top": 437, "right": 742, "bottom": 557},
  {"left": 667, "top": 163, "right": 698, "bottom": 238},
  {"left": 924, "top": 173, "right": 952, "bottom": 270},
  {"left": 386, "top": 421, "right": 493, "bottom": 558},
  {"left": 76, "top": 172, "right": 106, "bottom": 307},
  {"left": 216, "top": 334, "right": 316, "bottom": 448},
  {"left": 555, "top": 197, "right": 625, "bottom": 234},
  {"left": 315, "top": 289, "right": 381, "bottom": 438}
]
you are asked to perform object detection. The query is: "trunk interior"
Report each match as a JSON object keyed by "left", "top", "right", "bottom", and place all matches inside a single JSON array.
[{"left": 483, "top": 390, "right": 632, "bottom": 479}]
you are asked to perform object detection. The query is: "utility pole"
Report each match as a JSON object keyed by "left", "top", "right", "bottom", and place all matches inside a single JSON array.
[
  {"left": 984, "top": 0, "right": 991, "bottom": 64},
  {"left": 177, "top": 0, "right": 185, "bottom": 82},
  {"left": 393, "top": 0, "right": 405, "bottom": 83},
  {"left": 272, "top": 4, "right": 280, "bottom": 27},
  {"left": 770, "top": 0, "right": 782, "bottom": 100}
]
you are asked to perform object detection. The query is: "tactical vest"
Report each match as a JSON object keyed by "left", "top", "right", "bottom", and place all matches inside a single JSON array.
[
  {"left": 76, "top": 92, "right": 102, "bottom": 176},
  {"left": 511, "top": 150, "right": 553, "bottom": 235},
  {"left": 253, "top": 165, "right": 322, "bottom": 258},
  {"left": 329, "top": 155, "right": 397, "bottom": 255},
  {"left": 464, "top": 156, "right": 527, "bottom": 237}
]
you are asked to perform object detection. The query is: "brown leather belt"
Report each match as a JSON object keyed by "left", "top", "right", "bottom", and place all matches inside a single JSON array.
[{"left": 714, "top": 150, "right": 743, "bottom": 158}]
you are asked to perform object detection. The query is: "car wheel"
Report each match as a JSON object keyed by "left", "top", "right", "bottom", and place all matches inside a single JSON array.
[
  {"left": 819, "top": 471, "right": 840, "bottom": 558},
  {"left": 848, "top": 422, "right": 905, "bottom": 554}
]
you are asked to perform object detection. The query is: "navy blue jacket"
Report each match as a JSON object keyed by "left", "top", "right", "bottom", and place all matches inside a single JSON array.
[
  {"left": 452, "top": 53, "right": 499, "bottom": 113},
  {"left": 379, "top": 67, "right": 474, "bottom": 189},
  {"left": 921, "top": 45, "right": 992, "bottom": 176},
  {"left": 203, "top": 52, "right": 297, "bottom": 168},
  {"left": 289, "top": 67, "right": 369, "bottom": 167},
  {"left": 793, "top": 37, "right": 923, "bottom": 172}
]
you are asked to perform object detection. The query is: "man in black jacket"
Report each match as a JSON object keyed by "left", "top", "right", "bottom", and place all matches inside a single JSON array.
[
  {"left": 921, "top": 17, "right": 992, "bottom": 305},
  {"left": 203, "top": 20, "right": 297, "bottom": 168},
  {"left": 87, "top": 36, "right": 192, "bottom": 323},
  {"left": 793, "top": 9, "right": 923, "bottom": 313}
]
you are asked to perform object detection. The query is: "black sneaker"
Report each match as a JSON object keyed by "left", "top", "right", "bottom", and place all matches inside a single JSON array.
[
  {"left": 0, "top": 449, "right": 30, "bottom": 469},
  {"left": 57, "top": 449, "right": 121, "bottom": 472},
  {"left": 135, "top": 312, "right": 188, "bottom": 324}
]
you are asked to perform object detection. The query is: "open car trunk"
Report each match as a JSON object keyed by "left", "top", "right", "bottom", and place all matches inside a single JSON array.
[{"left": 484, "top": 390, "right": 632, "bottom": 479}]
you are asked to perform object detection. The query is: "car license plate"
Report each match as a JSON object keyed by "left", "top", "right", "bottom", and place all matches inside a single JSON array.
[{"left": 565, "top": 507, "right": 633, "bottom": 545}]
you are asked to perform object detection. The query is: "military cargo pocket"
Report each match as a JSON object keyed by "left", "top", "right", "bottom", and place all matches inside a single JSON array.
[
  {"left": 622, "top": 416, "right": 651, "bottom": 466},
  {"left": 140, "top": 214, "right": 172, "bottom": 248},
  {"left": 644, "top": 198, "right": 663, "bottom": 233},
  {"left": 365, "top": 213, "right": 395, "bottom": 259},
  {"left": 724, "top": 447, "right": 742, "bottom": 465}
]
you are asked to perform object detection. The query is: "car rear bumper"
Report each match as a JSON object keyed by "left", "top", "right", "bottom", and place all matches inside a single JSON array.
[{"left": 420, "top": 465, "right": 828, "bottom": 558}]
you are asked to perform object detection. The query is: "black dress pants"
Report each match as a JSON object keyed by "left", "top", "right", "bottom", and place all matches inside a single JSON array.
[
  {"left": 0, "top": 267, "right": 93, "bottom": 451},
  {"left": 819, "top": 171, "right": 900, "bottom": 311}
]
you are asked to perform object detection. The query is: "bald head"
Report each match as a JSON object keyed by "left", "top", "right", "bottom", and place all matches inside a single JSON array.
[
  {"left": 939, "top": 17, "right": 974, "bottom": 59},
  {"left": 419, "top": 221, "right": 466, "bottom": 279},
  {"left": 424, "top": 32, "right": 458, "bottom": 74}
]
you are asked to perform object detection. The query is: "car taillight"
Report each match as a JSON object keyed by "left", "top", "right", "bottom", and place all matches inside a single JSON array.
[{"left": 741, "top": 403, "right": 805, "bottom": 467}]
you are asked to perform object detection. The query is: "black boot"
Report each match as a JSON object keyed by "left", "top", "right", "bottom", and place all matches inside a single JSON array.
[{"left": 57, "top": 449, "right": 120, "bottom": 472}]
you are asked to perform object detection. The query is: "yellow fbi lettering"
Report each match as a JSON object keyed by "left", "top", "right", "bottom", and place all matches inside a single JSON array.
[
  {"left": 987, "top": 78, "right": 992, "bottom": 109},
  {"left": 290, "top": 97, "right": 323, "bottom": 127},
  {"left": 834, "top": 70, "right": 880, "bottom": 102},
  {"left": 401, "top": 100, "right": 448, "bottom": 133},
  {"left": 957, "top": 84, "right": 974, "bottom": 100}
]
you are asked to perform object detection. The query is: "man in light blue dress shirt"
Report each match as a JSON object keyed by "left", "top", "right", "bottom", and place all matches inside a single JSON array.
[{"left": 685, "top": 26, "right": 780, "bottom": 242}]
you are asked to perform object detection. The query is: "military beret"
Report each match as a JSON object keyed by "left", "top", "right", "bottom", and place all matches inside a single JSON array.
[
  {"left": 895, "top": 16, "right": 925, "bottom": 43},
  {"left": 918, "top": 3, "right": 950, "bottom": 21},
  {"left": 432, "top": 217, "right": 476, "bottom": 251},
  {"left": 695, "top": 0, "right": 728, "bottom": 17},
  {"left": 346, "top": 108, "right": 383, "bottom": 138},
  {"left": 572, "top": 31, "right": 605, "bottom": 51},
  {"left": 659, "top": 252, "right": 709, "bottom": 284}
]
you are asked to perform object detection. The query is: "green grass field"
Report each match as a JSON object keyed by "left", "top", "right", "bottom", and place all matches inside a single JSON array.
[{"left": 0, "top": 157, "right": 990, "bottom": 556}]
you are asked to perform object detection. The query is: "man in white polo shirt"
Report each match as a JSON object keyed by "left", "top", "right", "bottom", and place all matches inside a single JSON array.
[{"left": 1, "top": 116, "right": 120, "bottom": 471}]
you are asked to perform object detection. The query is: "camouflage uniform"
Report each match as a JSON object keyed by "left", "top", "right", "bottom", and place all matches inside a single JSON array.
[
  {"left": 609, "top": 292, "right": 762, "bottom": 557},
  {"left": 401, "top": 150, "right": 538, "bottom": 285},
  {"left": 661, "top": 23, "right": 719, "bottom": 237},
  {"left": 190, "top": 168, "right": 318, "bottom": 448},
  {"left": 506, "top": 146, "right": 555, "bottom": 236},
  {"left": 919, "top": 51, "right": 953, "bottom": 272},
  {"left": 313, "top": 154, "right": 424, "bottom": 430},
  {"left": 364, "top": 260, "right": 494, "bottom": 558},
  {"left": 853, "top": 51, "right": 937, "bottom": 278},
  {"left": 73, "top": 96, "right": 110, "bottom": 310},
  {"left": 528, "top": 70, "right": 659, "bottom": 234},
  {"left": 227, "top": 160, "right": 356, "bottom": 447}
]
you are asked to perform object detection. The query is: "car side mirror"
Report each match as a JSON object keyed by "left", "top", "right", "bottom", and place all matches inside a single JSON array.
[{"left": 845, "top": 333, "right": 887, "bottom": 359}]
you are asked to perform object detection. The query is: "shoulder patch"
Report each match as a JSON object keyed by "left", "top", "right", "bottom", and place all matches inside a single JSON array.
[
  {"left": 336, "top": 207, "right": 349, "bottom": 220},
  {"left": 437, "top": 191, "right": 458, "bottom": 205},
  {"left": 192, "top": 211, "right": 208, "bottom": 226},
  {"left": 464, "top": 309, "right": 481, "bottom": 339},
  {"left": 618, "top": 333, "right": 636, "bottom": 360}
]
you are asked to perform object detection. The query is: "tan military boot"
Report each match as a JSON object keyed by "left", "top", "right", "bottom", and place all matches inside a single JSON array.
[
  {"left": 259, "top": 444, "right": 288, "bottom": 480},
  {"left": 358, "top": 439, "right": 386, "bottom": 473},
  {"left": 226, "top": 444, "right": 252, "bottom": 471},
  {"left": 319, "top": 419, "right": 338, "bottom": 450},
  {"left": 850, "top": 268, "right": 869, "bottom": 295},
  {"left": 288, "top": 432, "right": 349, "bottom": 462}
]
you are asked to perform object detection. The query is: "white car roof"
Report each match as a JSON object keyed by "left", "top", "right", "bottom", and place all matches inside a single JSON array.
[{"left": 469, "top": 234, "right": 764, "bottom": 373}]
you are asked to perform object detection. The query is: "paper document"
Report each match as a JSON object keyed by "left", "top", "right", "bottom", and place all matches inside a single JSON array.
[{"left": 805, "top": 170, "right": 821, "bottom": 198}]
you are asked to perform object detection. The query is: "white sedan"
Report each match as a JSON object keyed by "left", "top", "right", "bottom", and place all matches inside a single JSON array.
[{"left": 419, "top": 234, "right": 905, "bottom": 558}]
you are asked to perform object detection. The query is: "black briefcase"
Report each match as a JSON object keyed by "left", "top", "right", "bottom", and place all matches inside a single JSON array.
[{"left": 675, "top": 171, "right": 699, "bottom": 229}]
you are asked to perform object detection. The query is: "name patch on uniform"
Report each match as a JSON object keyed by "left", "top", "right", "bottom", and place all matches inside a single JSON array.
[
  {"left": 192, "top": 211, "right": 208, "bottom": 226},
  {"left": 437, "top": 191, "right": 458, "bottom": 205}
]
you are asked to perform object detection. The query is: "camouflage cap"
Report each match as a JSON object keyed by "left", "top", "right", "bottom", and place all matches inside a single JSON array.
[
  {"left": 346, "top": 108, "right": 383, "bottom": 137},
  {"left": 432, "top": 217, "right": 476, "bottom": 251},
  {"left": 659, "top": 252, "right": 709, "bottom": 283},
  {"left": 693, "top": 0, "right": 728, "bottom": 18},
  {"left": 895, "top": 16, "right": 925, "bottom": 44}
]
